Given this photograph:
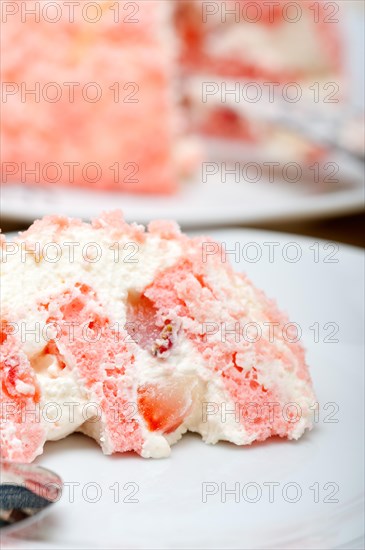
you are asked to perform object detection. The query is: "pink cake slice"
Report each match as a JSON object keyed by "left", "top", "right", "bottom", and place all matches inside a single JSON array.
[
  {"left": 1, "top": 212, "right": 316, "bottom": 461},
  {"left": 1, "top": 1, "right": 187, "bottom": 194}
]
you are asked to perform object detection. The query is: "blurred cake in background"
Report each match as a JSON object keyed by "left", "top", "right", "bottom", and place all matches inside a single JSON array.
[
  {"left": 1, "top": 0, "right": 343, "bottom": 196},
  {"left": 1, "top": 1, "right": 197, "bottom": 194},
  {"left": 176, "top": 0, "right": 343, "bottom": 164}
]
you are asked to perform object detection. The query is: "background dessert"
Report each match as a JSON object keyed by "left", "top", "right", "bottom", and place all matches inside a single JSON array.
[
  {"left": 1, "top": 2, "right": 187, "bottom": 194},
  {"left": 1, "top": 0, "right": 345, "bottom": 195}
]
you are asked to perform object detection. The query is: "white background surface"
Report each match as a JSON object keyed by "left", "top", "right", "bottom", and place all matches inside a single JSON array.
[{"left": 3, "top": 229, "right": 364, "bottom": 549}]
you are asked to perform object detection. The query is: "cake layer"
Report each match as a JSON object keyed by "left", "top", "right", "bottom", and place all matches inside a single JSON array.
[
  {"left": 176, "top": 0, "right": 343, "bottom": 164},
  {"left": 176, "top": 0, "right": 341, "bottom": 78}
]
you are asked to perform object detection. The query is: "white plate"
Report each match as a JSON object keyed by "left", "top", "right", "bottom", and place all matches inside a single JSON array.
[
  {"left": 1, "top": 158, "right": 364, "bottom": 228},
  {"left": 3, "top": 229, "right": 364, "bottom": 550}
]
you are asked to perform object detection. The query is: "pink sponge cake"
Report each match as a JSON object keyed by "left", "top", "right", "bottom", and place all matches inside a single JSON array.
[
  {"left": 1, "top": 2, "right": 189, "bottom": 194},
  {"left": 1, "top": 212, "right": 316, "bottom": 461}
]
